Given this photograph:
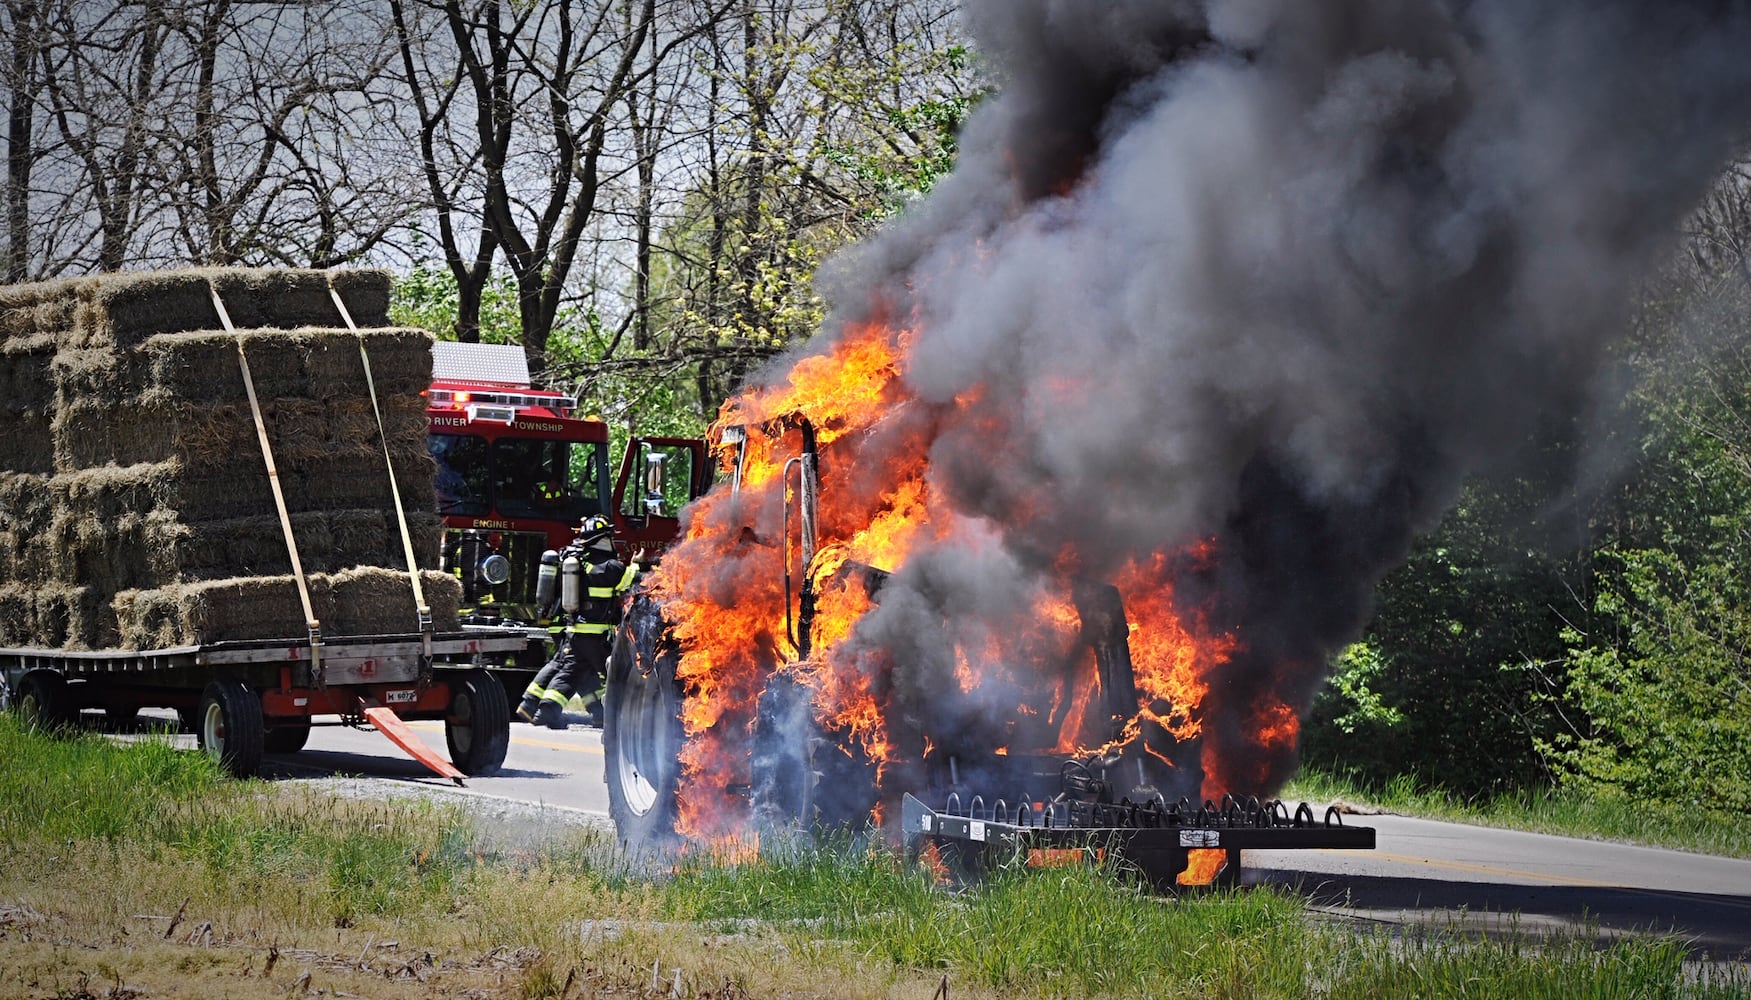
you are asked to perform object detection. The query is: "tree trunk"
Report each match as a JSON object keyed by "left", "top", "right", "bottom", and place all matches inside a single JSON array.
[{"left": 3, "top": 0, "right": 39, "bottom": 282}]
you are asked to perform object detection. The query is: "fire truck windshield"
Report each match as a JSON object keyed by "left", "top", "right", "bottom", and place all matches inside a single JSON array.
[
  {"left": 431, "top": 432, "right": 605, "bottom": 522},
  {"left": 432, "top": 433, "right": 490, "bottom": 515}
]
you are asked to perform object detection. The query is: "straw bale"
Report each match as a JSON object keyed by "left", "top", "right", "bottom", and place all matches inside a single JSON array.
[
  {"left": 160, "top": 456, "right": 430, "bottom": 521},
  {"left": 22, "top": 495, "right": 432, "bottom": 591},
  {"left": 159, "top": 511, "right": 381, "bottom": 579},
  {"left": 116, "top": 577, "right": 315, "bottom": 646},
  {"left": 325, "top": 566, "right": 461, "bottom": 636},
  {"left": 401, "top": 512, "right": 445, "bottom": 567},
  {"left": 0, "top": 408, "right": 52, "bottom": 473},
  {"left": 48, "top": 393, "right": 434, "bottom": 474},
  {"left": 51, "top": 347, "right": 136, "bottom": 402},
  {"left": 0, "top": 471, "right": 54, "bottom": 535},
  {"left": 138, "top": 326, "right": 433, "bottom": 404},
  {"left": 0, "top": 529, "right": 41, "bottom": 582},
  {"left": 314, "top": 328, "right": 434, "bottom": 398},
  {"left": 0, "top": 473, "right": 54, "bottom": 582},
  {"left": 0, "top": 335, "right": 56, "bottom": 410},
  {"left": 0, "top": 582, "right": 109, "bottom": 649},
  {"left": 112, "top": 567, "right": 459, "bottom": 647},
  {"left": 0, "top": 584, "right": 24, "bottom": 643},
  {"left": 37, "top": 502, "right": 414, "bottom": 589},
  {"left": 50, "top": 397, "right": 176, "bottom": 470},
  {"left": 108, "top": 588, "right": 173, "bottom": 649},
  {"left": 0, "top": 279, "right": 82, "bottom": 344},
  {"left": 72, "top": 268, "right": 392, "bottom": 349},
  {"left": 45, "top": 462, "right": 174, "bottom": 524}
]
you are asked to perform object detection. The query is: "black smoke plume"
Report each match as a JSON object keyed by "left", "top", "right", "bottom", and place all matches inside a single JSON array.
[{"left": 666, "top": 0, "right": 1751, "bottom": 823}]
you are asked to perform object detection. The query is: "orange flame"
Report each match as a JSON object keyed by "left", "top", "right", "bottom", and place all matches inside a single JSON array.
[{"left": 648, "top": 311, "right": 1296, "bottom": 846}]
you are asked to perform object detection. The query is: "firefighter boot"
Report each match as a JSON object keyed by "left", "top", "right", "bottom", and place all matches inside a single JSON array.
[
  {"left": 515, "top": 696, "right": 540, "bottom": 724},
  {"left": 532, "top": 699, "right": 567, "bottom": 731}
]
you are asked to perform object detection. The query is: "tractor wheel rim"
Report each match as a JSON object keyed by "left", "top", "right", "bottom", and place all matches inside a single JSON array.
[{"left": 616, "top": 677, "right": 660, "bottom": 816}]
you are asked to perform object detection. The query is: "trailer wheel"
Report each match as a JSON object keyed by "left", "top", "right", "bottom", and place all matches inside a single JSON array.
[
  {"left": 445, "top": 668, "right": 509, "bottom": 775},
  {"left": 15, "top": 670, "right": 75, "bottom": 731},
  {"left": 263, "top": 720, "right": 312, "bottom": 754},
  {"left": 604, "top": 599, "right": 684, "bottom": 854},
  {"left": 197, "top": 680, "right": 265, "bottom": 778}
]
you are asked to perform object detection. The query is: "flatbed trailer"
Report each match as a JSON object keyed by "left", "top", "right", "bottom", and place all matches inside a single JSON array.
[{"left": 0, "top": 627, "right": 537, "bottom": 780}]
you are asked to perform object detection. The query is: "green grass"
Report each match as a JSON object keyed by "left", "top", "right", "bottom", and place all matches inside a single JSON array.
[
  {"left": 1285, "top": 766, "right": 1751, "bottom": 859},
  {"left": 4, "top": 714, "right": 1747, "bottom": 998},
  {"left": 663, "top": 843, "right": 1748, "bottom": 998},
  {"left": 0, "top": 713, "right": 480, "bottom": 928}
]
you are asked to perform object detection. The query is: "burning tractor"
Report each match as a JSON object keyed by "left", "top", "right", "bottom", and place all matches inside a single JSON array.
[{"left": 599, "top": 322, "right": 1371, "bottom": 888}]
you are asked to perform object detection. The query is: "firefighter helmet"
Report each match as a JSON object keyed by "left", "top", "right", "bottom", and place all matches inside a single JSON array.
[{"left": 577, "top": 514, "right": 611, "bottom": 544}]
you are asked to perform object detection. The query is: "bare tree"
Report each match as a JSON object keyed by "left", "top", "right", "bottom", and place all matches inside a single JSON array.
[
  {"left": 8, "top": 1, "right": 413, "bottom": 275},
  {"left": 161, "top": 1, "right": 413, "bottom": 266},
  {"left": 611, "top": 0, "right": 972, "bottom": 415},
  {"left": 394, "top": 0, "right": 730, "bottom": 367},
  {"left": 3, "top": 0, "right": 45, "bottom": 280},
  {"left": 36, "top": 0, "right": 175, "bottom": 271}
]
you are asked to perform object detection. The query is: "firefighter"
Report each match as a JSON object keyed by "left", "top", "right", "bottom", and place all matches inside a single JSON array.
[{"left": 516, "top": 515, "right": 643, "bottom": 730}]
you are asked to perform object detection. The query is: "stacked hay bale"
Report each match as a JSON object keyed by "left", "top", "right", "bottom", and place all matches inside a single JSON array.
[{"left": 0, "top": 268, "right": 461, "bottom": 649}]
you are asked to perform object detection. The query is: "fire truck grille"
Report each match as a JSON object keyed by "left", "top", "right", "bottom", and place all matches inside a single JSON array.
[{"left": 443, "top": 528, "right": 552, "bottom": 621}]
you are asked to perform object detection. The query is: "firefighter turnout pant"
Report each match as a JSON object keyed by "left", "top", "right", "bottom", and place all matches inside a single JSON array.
[{"left": 517, "top": 625, "right": 612, "bottom": 730}]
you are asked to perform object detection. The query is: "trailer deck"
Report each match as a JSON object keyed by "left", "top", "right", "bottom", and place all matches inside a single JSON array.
[{"left": 1, "top": 627, "right": 539, "bottom": 780}]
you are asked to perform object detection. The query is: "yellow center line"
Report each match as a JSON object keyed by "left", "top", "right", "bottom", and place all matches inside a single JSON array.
[{"left": 512, "top": 734, "right": 604, "bottom": 755}]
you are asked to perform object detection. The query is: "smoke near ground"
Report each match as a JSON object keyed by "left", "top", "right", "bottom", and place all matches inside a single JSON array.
[{"left": 659, "top": 0, "right": 1751, "bottom": 826}]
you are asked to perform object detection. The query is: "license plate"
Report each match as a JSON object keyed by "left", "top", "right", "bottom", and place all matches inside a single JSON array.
[{"left": 385, "top": 689, "right": 417, "bottom": 704}]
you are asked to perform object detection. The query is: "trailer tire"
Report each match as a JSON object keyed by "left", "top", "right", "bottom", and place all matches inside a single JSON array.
[
  {"left": 16, "top": 670, "right": 75, "bottom": 732},
  {"left": 197, "top": 680, "right": 265, "bottom": 778},
  {"left": 604, "top": 599, "right": 684, "bottom": 855},
  {"left": 445, "top": 668, "right": 509, "bottom": 775},
  {"left": 263, "top": 720, "right": 312, "bottom": 754}
]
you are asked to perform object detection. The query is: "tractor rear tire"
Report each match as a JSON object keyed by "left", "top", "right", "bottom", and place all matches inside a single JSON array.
[
  {"left": 444, "top": 668, "right": 510, "bottom": 775},
  {"left": 197, "top": 680, "right": 265, "bottom": 778},
  {"left": 750, "top": 671, "right": 878, "bottom": 843},
  {"left": 603, "top": 600, "right": 685, "bottom": 856}
]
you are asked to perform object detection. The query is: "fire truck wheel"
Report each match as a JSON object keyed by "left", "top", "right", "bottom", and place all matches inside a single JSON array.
[
  {"left": 197, "top": 680, "right": 265, "bottom": 779},
  {"left": 445, "top": 668, "right": 510, "bottom": 775},
  {"left": 264, "top": 720, "right": 312, "bottom": 754},
  {"left": 603, "top": 603, "right": 684, "bottom": 854},
  {"left": 15, "top": 670, "right": 76, "bottom": 731}
]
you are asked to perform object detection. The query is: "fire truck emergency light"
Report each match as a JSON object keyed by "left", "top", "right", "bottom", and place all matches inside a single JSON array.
[{"left": 467, "top": 403, "right": 517, "bottom": 424}]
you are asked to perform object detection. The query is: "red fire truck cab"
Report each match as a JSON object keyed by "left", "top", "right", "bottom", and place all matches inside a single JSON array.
[{"left": 426, "top": 341, "right": 706, "bottom": 625}]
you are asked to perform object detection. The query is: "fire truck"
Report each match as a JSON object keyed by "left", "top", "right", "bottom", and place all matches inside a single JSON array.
[{"left": 426, "top": 341, "right": 708, "bottom": 628}]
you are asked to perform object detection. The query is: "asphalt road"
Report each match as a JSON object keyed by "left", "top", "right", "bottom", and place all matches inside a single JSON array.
[
  {"left": 130, "top": 713, "right": 1751, "bottom": 961},
  {"left": 1247, "top": 814, "right": 1751, "bottom": 961}
]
